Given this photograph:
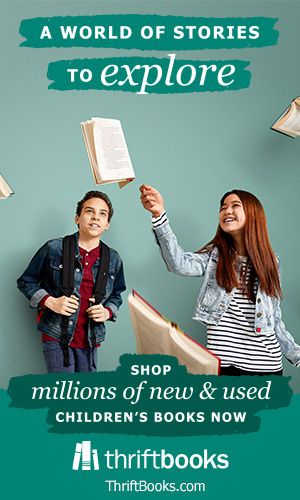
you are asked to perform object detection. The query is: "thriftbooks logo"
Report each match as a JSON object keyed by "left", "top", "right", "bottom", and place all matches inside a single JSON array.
[{"left": 72, "top": 441, "right": 99, "bottom": 471}]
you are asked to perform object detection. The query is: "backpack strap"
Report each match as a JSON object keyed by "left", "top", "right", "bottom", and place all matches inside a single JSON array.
[
  {"left": 93, "top": 241, "right": 110, "bottom": 304},
  {"left": 60, "top": 234, "right": 76, "bottom": 367},
  {"left": 90, "top": 241, "right": 110, "bottom": 349},
  {"left": 62, "top": 234, "right": 75, "bottom": 296},
  {"left": 60, "top": 237, "right": 111, "bottom": 361}
]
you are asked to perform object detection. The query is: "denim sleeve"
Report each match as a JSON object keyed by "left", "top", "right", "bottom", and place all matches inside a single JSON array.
[
  {"left": 17, "top": 242, "right": 50, "bottom": 309},
  {"left": 153, "top": 220, "right": 210, "bottom": 277},
  {"left": 274, "top": 298, "right": 300, "bottom": 366},
  {"left": 104, "top": 259, "right": 126, "bottom": 322},
  {"left": 272, "top": 258, "right": 300, "bottom": 366}
]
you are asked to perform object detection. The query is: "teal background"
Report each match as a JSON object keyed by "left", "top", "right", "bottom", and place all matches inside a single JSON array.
[
  {"left": 1, "top": 1, "right": 300, "bottom": 499},
  {"left": 19, "top": 14, "right": 278, "bottom": 49},
  {"left": 1, "top": 387, "right": 300, "bottom": 498},
  {"left": 8, "top": 357, "right": 292, "bottom": 435},
  {"left": 1, "top": 0, "right": 300, "bottom": 389},
  {"left": 47, "top": 56, "right": 251, "bottom": 93}
]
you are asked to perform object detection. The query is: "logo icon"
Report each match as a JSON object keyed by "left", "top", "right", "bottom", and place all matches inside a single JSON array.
[{"left": 72, "top": 441, "right": 99, "bottom": 471}]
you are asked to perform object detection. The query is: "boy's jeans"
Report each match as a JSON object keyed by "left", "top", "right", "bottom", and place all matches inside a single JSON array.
[{"left": 42, "top": 341, "right": 97, "bottom": 373}]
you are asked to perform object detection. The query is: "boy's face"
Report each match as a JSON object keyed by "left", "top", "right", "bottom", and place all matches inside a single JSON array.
[{"left": 75, "top": 198, "right": 110, "bottom": 240}]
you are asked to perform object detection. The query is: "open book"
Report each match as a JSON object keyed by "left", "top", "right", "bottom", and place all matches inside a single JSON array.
[
  {"left": 81, "top": 117, "right": 135, "bottom": 188},
  {"left": 128, "top": 290, "right": 220, "bottom": 375},
  {"left": 0, "top": 174, "right": 14, "bottom": 199},
  {"left": 271, "top": 97, "right": 300, "bottom": 138}
]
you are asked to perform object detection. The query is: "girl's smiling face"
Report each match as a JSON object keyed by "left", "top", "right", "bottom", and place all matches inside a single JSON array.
[{"left": 219, "top": 194, "right": 246, "bottom": 236}]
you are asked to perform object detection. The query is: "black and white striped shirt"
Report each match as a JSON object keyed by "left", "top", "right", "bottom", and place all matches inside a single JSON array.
[{"left": 207, "top": 258, "right": 282, "bottom": 372}]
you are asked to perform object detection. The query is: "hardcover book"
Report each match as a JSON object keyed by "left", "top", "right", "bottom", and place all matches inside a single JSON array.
[{"left": 128, "top": 290, "right": 220, "bottom": 375}]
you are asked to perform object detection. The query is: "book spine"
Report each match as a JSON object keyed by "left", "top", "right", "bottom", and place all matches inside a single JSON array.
[
  {"left": 92, "top": 449, "right": 100, "bottom": 470},
  {"left": 72, "top": 443, "right": 82, "bottom": 470},
  {"left": 81, "top": 441, "right": 91, "bottom": 470}
]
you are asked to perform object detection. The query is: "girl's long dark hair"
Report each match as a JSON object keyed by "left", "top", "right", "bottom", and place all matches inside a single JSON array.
[{"left": 198, "top": 190, "right": 282, "bottom": 300}]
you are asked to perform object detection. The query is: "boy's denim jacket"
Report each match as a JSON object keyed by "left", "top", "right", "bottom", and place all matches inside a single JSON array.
[
  {"left": 154, "top": 220, "right": 300, "bottom": 366},
  {"left": 17, "top": 232, "right": 126, "bottom": 346}
]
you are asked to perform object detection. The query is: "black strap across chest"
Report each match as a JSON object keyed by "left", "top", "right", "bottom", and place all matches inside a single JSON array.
[
  {"left": 62, "top": 234, "right": 110, "bottom": 303},
  {"left": 60, "top": 234, "right": 110, "bottom": 366}
]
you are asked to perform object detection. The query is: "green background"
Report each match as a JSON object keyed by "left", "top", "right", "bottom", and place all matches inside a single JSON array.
[
  {"left": 1, "top": 387, "right": 300, "bottom": 498},
  {"left": 0, "top": 1, "right": 300, "bottom": 498},
  {"left": 1, "top": 0, "right": 299, "bottom": 389}
]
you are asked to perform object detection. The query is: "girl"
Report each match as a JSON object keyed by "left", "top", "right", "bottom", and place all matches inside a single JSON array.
[{"left": 140, "top": 184, "right": 300, "bottom": 375}]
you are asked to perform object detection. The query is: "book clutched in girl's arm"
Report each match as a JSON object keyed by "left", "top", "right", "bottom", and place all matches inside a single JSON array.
[
  {"left": 128, "top": 290, "right": 220, "bottom": 375},
  {"left": 271, "top": 97, "right": 300, "bottom": 137},
  {"left": 81, "top": 117, "right": 135, "bottom": 187}
]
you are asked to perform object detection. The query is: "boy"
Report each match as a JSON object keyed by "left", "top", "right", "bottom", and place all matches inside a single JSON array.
[{"left": 17, "top": 191, "right": 126, "bottom": 373}]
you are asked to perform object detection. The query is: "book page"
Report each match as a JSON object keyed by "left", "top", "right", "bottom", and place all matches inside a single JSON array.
[
  {"left": 274, "top": 101, "right": 300, "bottom": 136},
  {"left": 128, "top": 293, "right": 171, "bottom": 354},
  {"left": 81, "top": 122, "right": 102, "bottom": 183},
  {"left": 0, "top": 174, "right": 13, "bottom": 199},
  {"left": 92, "top": 118, "right": 135, "bottom": 181},
  {"left": 169, "top": 327, "right": 219, "bottom": 375}
]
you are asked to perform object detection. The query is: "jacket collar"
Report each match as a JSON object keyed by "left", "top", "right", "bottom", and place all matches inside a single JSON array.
[{"left": 72, "top": 231, "right": 102, "bottom": 259}]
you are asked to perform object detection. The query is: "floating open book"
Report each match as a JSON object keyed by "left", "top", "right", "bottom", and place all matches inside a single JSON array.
[
  {"left": 0, "top": 174, "right": 14, "bottom": 199},
  {"left": 271, "top": 97, "right": 300, "bottom": 138},
  {"left": 128, "top": 291, "right": 220, "bottom": 375},
  {"left": 81, "top": 117, "right": 135, "bottom": 188}
]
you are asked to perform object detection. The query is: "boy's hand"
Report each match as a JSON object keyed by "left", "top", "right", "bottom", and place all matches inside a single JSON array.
[
  {"left": 44, "top": 295, "right": 79, "bottom": 316},
  {"left": 87, "top": 299, "right": 110, "bottom": 322},
  {"left": 140, "top": 184, "right": 165, "bottom": 217}
]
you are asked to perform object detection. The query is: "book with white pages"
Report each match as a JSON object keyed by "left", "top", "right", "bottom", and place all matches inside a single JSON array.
[
  {"left": 81, "top": 117, "right": 135, "bottom": 188},
  {"left": 128, "top": 290, "right": 220, "bottom": 375},
  {"left": 0, "top": 174, "right": 14, "bottom": 199},
  {"left": 271, "top": 97, "right": 300, "bottom": 138}
]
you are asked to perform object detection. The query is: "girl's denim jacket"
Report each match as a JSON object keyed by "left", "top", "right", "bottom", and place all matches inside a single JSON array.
[
  {"left": 154, "top": 219, "right": 300, "bottom": 366},
  {"left": 17, "top": 232, "right": 126, "bottom": 346}
]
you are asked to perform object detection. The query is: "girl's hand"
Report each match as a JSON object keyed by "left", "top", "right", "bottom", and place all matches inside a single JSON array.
[{"left": 139, "top": 184, "right": 165, "bottom": 217}]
